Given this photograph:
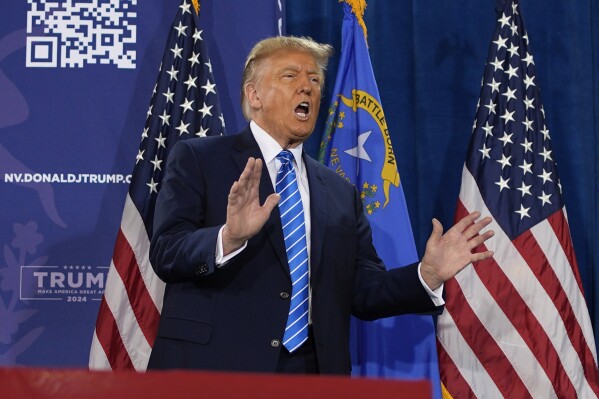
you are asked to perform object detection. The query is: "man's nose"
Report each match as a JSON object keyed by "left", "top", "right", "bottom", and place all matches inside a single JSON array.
[{"left": 298, "top": 75, "right": 312, "bottom": 94}]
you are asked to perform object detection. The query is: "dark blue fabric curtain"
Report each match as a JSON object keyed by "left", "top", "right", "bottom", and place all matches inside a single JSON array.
[{"left": 287, "top": 0, "right": 599, "bottom": 344}]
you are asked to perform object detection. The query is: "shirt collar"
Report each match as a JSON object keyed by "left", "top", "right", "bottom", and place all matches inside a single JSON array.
[{"left": 250, "top": 120, "right": 304, "bottom": 167}]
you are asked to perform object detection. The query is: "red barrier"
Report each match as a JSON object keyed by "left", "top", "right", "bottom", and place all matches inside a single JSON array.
[{"left": 1, "top": 367, "right": 430, "bottom": 399}]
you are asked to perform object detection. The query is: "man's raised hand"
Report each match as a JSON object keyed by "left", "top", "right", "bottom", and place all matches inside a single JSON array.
[
  {"left": 420, "top": 211, "right": 494, "bottom": 290},
  {"left": 222, "top": 158, "right": 280, "bottom": 255}
]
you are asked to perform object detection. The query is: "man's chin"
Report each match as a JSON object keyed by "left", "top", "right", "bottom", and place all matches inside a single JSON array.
[
  {"left": 292, "top": 129, "right": 315, "bottom": 143},
  {"left": 297, "top": 121, "right": 317, "bottom": 136}
]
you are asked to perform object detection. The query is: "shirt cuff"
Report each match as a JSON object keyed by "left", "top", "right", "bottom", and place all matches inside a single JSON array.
[
  {"left": 215, "top": 225, "right": 247, "bottom": 267},
  {"left": 417, "top": 262, "right": 445, "bottom": 306}
]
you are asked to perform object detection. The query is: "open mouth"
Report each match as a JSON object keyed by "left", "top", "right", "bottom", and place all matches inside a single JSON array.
[{"left": 295, "top": 102, "right": 310, "bottom": 119}]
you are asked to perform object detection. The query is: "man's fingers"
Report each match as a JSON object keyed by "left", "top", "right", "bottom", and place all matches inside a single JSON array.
[
  {"left": 229, "top": 158, "right": 256, "bottom": 200},
  {"left": 253, "top": 157, "right": 263, "bottom": 174},
  {"left": 228, "top": 158, "right": 274, "bottom": 214},
  {"left": 228, "top": 181, "right": 240, "bottom": 205},
  {"left": 469, "top": 229, "right": 494, "bottom": 249},
  {"left": 454, "top": 211, "right": 483, "bottom": 235},
  {"left": 248, "top": 158, "right": 263, "bottom": 196},
  {"left": 471, "top": 250, "right": 494, "bottom": 263},
  {"left": 231, "top": 157, "right": 261, "bottom": 202},
  {"left": 430, "top": 218, "right": 443, "bottom": 242},
  {"left": 463, "top": 215, "right": 493, "bottom": 240},
  {"left": 237, "top": 157, "right": 256, "bottom": 189},
  {"left": 262, "top": 193, "right": 280, "bottom": 213},
  {"left": 457, "top": 211, "right": 480, "bottom": 227}
]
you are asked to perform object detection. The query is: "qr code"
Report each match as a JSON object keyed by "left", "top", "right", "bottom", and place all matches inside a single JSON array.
[{"left": 26, "top": 0, "right": 137, "bottom": 69}]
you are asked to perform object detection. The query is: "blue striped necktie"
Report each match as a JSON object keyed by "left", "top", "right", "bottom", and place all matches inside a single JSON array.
[{"left": 275, "top": 150, "right": 309, "bottom": 353}]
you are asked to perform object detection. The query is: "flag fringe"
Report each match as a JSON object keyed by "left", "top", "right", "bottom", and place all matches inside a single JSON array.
[
  {"left": 342, "top": 0, "right": 368, "bottom": 41},
  {"left": 192, "top": 0, "right": 199, "bottom": 15}
]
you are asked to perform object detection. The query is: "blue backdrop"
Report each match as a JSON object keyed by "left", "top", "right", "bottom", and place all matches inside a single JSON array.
[
  {"left": 0, "top": 0, "right": 281, "bottom": 367},
  {"left": 288, "top": 0, "right": 599, "bottom": 347},
  {"left": 1, "top": 0, "right": 598, "bottom": 369}
]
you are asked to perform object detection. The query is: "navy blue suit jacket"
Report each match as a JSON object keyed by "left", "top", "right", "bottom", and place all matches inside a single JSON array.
[{"left": 147, "top": 128, "right": 439, "bottom": 374}]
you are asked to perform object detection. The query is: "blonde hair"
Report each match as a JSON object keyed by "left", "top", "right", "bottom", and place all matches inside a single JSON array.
[{"left": 240, "top": 36, "right": 333, "bottom": 121}]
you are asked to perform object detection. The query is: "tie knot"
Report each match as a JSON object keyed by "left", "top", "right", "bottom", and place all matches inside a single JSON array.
[{"left": 276, "top": 150, "right": 294, "bottom": 166}]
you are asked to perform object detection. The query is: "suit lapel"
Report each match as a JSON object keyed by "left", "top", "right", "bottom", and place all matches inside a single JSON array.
[
  {"left": 304, "top": 154, "right": 327, "bottom": 276},
  {"left": 231, "top": 129, "right": 289, "bottom": 277}
]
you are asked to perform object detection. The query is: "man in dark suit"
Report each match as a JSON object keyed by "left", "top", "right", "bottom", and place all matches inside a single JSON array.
[{"left": 147, "top": 36, "right": 494, "bottom": 374}]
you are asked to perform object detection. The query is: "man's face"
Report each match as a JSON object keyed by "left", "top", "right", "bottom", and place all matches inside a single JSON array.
[{"left": 247, "top": 49, "right": 322, "bottom": 148}]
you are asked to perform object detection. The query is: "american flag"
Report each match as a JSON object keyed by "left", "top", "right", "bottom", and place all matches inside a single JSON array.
[
  {"left": 88, "top": 0, "right": 224, "bottom": 370},
  {"left": 436, "top": 0, "right": 599, "bottom": 397}
]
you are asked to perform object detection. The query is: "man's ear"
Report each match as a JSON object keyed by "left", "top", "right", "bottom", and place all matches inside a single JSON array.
[{"left": 244, "top": 83, "right": 261, "bottom": 110}]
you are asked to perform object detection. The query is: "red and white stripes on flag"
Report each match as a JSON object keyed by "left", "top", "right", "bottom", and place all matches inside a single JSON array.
[
  {"left": 437, "top": 0, "right": 599, "bottom": 397},
  {"left": 89, "top": 0, "right": 225, "bottom": 370},
  {"left": 437, "top": 168, "right": 599, "bottom": 398},
  {"left": 89, "top": 195, "right": 165, "bottom": 370}
]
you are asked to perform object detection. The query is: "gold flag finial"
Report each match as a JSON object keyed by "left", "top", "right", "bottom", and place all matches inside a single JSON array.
[
  {"left": 192, "top": 0, "right": 200, "bottom": 15},
  {"left": 342, "top": 0, "right": 367, "bottom": 42}
]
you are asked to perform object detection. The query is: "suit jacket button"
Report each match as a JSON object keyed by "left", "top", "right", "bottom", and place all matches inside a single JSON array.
[
  {"left": 279, "top": 291, "right": 289, "bottom": 299},
  {"left": 195, "top": 264, "right": 208, "bottom": 275},
  {"left": 271, "top": 339, "right": 280, "bottom": 348}
]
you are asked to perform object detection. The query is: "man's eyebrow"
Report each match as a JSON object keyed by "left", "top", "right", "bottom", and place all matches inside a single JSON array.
[
  {"left": 279, "top": 65, "right": 301, "bottom": 73},
  {"left": 278, "top": 65, "right": 319, "bottom": 74}
]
